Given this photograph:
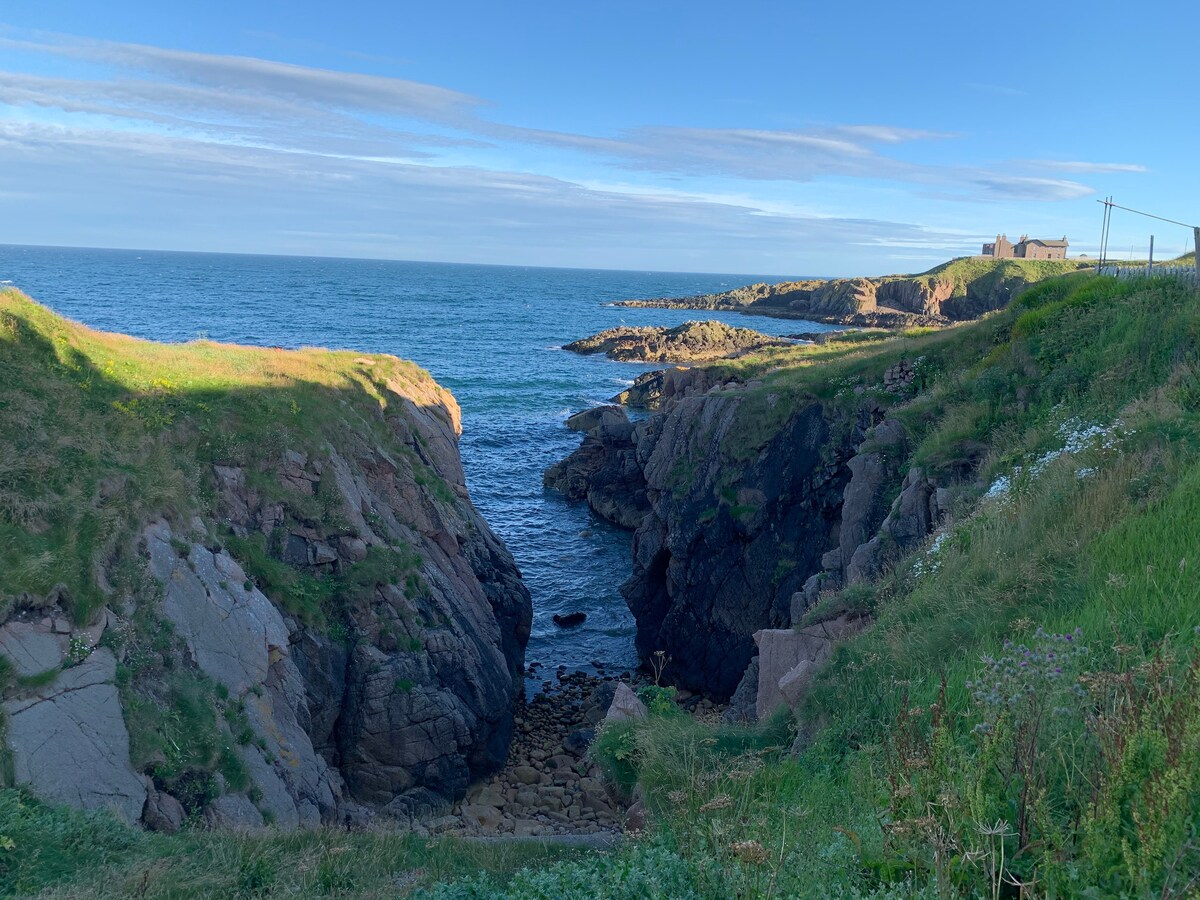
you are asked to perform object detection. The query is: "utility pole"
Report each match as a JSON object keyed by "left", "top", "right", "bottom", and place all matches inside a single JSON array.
[
  {"left": 1195, "top": 227, "right": 1199, "bottom": 284},
  {"left": 1149, "top": 235, "right": 1154, "bottom": 274},
  {"left": 1097, "top": 196, "right": 1113, "bottom": 272}
]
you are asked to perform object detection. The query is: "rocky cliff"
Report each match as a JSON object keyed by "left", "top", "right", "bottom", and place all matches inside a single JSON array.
[
  {"left": 614, "top": 257, "right": 1087, "bottom": 327},
  {"left": 563, "top": 320, "right": 791, "bottom": 363},
  {"left": 548, "top": 362, "right": 952, "bottom": 700},
  {"left": 0, "top": 288, "right": 530, "bottom": 829}
]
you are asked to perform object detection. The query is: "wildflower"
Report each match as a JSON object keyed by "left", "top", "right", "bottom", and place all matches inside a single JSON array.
[
  {"left": 700, "top": 795, "right": 733, "bottom": 813},
  {"left": 729, "top": 840, "right": 770, "bottom": 865}
]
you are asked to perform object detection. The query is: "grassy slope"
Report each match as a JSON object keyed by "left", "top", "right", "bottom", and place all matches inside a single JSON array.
[
  {"left": 425, "top": 273, "right": 1200, "bottom": 897},
  {"left": 902, "top": 255, "right": 1089, "bottom": 296},
  {"left": 0, "top": 790, "right": 582, "bottom": 898}
]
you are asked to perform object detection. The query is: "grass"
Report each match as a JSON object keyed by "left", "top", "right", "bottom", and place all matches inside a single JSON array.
[
  {"left": 0, "top": 789, "right": 584, "bottom": 899},
  {"left": 909, "top": 255, "right": 1089, "bottom": 297},
  {"left": 0, "top": 286, "right": 449, "bottom": 628}
]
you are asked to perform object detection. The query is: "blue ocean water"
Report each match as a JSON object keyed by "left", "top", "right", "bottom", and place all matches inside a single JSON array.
[{"left": 0, "top": 245, "right": 834, "bottom": 674}]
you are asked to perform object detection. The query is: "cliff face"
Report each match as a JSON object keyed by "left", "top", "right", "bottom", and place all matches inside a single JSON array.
[
  {"left": 548, "top": 366, "right": 950, "bottom": 701},
  {"left": 622, "top": 395, "right": 855, "bottom": 698},
  {"left": 0, "top": 288, "right": 530, "bottom": 828}
]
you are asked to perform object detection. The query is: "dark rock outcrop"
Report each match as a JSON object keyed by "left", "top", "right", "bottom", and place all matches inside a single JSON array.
[
  {"left": 543, "top": 406, "right": 650, "bottom": 529},
  {"left": 621, "top": 396, "right": 860, "bottom": 699},
  {"left": 564, "top": 320, "right": 790, "bottom": 363},
  {"left": 611, "top": 366, "right": 738, "bottom": 411},
  {"left": 0, "top": 368, "right": 531, "bottom": 831},
  {"left": 549, "top": 378, "right": 945, "bottom": 701},
  {"left": 614, "top": 277, "right": 946, "bottom": 327},
  {"left": 553, "top": 612, "right": 588, "bottom": 628}
]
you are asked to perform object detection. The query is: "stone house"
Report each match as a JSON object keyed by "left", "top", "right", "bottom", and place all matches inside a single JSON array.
[{"left": 982, "top": 233, "right": 1069, "bottom": 260}]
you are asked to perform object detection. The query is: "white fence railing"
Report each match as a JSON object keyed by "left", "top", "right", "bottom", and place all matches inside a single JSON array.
[{"left": 1100, "top": 264, "right": 1198, "bottom": 286}]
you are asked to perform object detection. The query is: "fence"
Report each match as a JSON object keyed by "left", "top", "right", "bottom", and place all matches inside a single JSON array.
[{"left": 1100, "top": 264, "right": 1198, "bottom": 287}]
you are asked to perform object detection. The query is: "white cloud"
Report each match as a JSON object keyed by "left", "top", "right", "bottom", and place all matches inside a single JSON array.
[
  {"left": 969, "top": 175, "right": 1095, "bottom": 201},
  {"left": 1023, "top": 160, "right": 1148, "bottom": 174}
]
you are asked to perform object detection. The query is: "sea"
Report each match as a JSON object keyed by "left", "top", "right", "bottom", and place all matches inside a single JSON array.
[{"left": 0, "top": 245, "right": 835, "bottom": 678}]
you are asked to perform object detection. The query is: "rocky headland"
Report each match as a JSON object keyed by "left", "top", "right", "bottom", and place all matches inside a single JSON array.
[
  {"left": 563, "top": 320, "right": 791, "bottom": 363},
  {"left": 0, "top": 287, "right": 532, "bottom": 831},
  {"left": 613, "top": 257, "right": 1088, "bottom": 327}
]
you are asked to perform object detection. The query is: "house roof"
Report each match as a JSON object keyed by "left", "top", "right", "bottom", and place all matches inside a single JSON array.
[{"left": 1021, "top": 238, "right": 1069, "bottom": 247}]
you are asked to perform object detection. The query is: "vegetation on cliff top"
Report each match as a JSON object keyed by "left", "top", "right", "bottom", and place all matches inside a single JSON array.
[
  {"left": 908, "top": 255, "right": 1088, "bottom": 296},
  {"left": 0, "top": 288, "right": 492, "bottom": 884},
  {"left": 0, "top": 286, "right": 442, "bottom": 627}
]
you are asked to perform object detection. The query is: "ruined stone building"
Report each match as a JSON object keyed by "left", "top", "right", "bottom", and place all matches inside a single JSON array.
[{"left": 982, "top": 234, "right": 1069, "bottom": 259}]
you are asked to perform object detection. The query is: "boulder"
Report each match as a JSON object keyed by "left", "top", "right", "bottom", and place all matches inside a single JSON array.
[
  {"left": 563, "top": 727, "right": 596, "bottom": 755},
  {"left": 754, "top": 617, "right": 864, "bottom": 718},
  {"left": 566, "top": 407, "right": 615, "bottom": 433},
  {"left": 512, "top": 766, "right": 540, "bottom": 785},
  {"left": 581, "top": 682, "right": 618, "bottom": 726},
  {"left": 144, "top": 791, "right": 186, "bottom": 834},
  {"left": 461, "top": 803, "right": 503, "bottom": 831},
  {"left": 604, "top": 683, "right": 648, "bottom": 723},
  {"left": 466, "top": 784, "right": 506, "bottom": 809},
  {"left": 204, "top": 794, "right": 264, "bottom": 830},
  {"left": 624, "top": 798, "right": 646, "bottom": 833},
  {"left": 778, "top": 660, "right": 816, "bottom": 708}
]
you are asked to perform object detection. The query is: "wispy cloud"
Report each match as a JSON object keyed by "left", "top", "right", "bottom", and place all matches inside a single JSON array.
[
  {"left": 1023, "top": 159, "right": 1148, "bottom": 174},
  {"left": 968, "top": 175, "right": 1096, "bottom": 201},
  {"left": 0, "top": 33, "right": 482, "bottom": 123}
]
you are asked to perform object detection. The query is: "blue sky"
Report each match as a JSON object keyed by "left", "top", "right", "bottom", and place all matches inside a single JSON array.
[{"left": 0, "top": 1, "right": 1193, "bottom": 275}]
